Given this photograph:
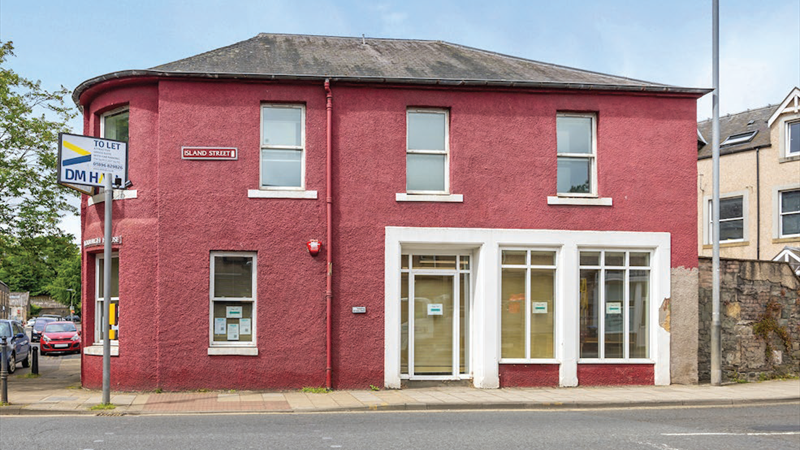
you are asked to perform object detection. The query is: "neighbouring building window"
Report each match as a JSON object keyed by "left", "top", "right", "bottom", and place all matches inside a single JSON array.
[
  {"left": 780, "top": 189, "right": 800, "bottom": 238},
  {"left": 406, "top": 109, "right": 449, "bottom": 193},
  {"left": 579, "top": 250, "right": 650, "bottom": 360},
  {"left": 557, "top": 114, "right": 596, "bottom": 195},
  {"left": 708, "top": 196, "right": 745, "bottom": 242},
  {"left": 101, "top": 107, "right": 129, "bottom": 142},
  {"left": 261, "top": 104, "right": 305, "bottom": 188},
  {"left": 210, "top": 252, "right": 256, "bottom": 346},
  {"left": 500, "top": 250, "right": 557, "bottom": 360},
  {"left": 95, "top": 254, "right": 120, "bottom": 343},
  {"left": 788, "top": 121, "right": 800, "bottom": 156}
]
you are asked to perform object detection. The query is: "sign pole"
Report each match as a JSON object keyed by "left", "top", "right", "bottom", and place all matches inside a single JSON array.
[{"left": 102, "top": 174, "right": 112, "bottom": 404}]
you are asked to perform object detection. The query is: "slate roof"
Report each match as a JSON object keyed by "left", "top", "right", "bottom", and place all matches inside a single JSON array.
[
  {"left": 697, "top": 104, "right": 777, "bottom": 159},
  {"left": 74, "top": 33, "right": 709, "bottom": 104}
]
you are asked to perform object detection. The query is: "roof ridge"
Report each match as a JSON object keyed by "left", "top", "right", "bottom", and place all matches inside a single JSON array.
[
  {"left": 438, "top": 41, "right": 671, "bottom": 87},
  {"left": 697, "top": 103, "right": 778, "bottom": 124}
]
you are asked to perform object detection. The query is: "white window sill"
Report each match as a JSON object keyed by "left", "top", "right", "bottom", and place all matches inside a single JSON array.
[
  {"left": 84, "top": 344, "right": 119, "bottom": 357},
  {"left": 208, "top": 347, "right": 258, "bottom": 356},
  {"left": 779, "top": 154, "right": 800, "bottom": 163},
  {"left": 88, "top": 190, "right": 137, "bottom": 205},
  {"left": 577, "top": 359, "right": 654, "bottom": 364},
  {"left": 247, "top": 189, "right": 317, "bottom": 199},
  {"left": 499, "top": 359, "right": 560, "bottom": 364},
  {"left": 547, "top": 196, "right": 612, "bottom": 206},
  {"left": 396, "top": 193, "right": 463, "bottom": 203}
]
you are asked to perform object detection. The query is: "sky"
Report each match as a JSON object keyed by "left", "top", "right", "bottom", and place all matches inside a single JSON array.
[{"left": 1, "top": 0, "right": 799, "bottom": 242}]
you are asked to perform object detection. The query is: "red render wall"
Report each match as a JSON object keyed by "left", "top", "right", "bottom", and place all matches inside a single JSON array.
[
  {"left": 330, "top": 85, "right": 698, "bottom": 388},
  {"left": 81, "top": 83, "right": 160, "bottom": 389},
  {"left": 80, "top": 79, "right": 698, "bottom": 390}
]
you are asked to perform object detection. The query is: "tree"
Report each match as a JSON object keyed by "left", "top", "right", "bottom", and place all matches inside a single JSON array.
[
  {"left": 47, "top": 246, "right": 81, "bottom": 313},
  {"left": 0, "top": 40, "right": 77, "bottom": 241},
  {"left": 0, "top": 234, "right": 78, "bottom": 296}
]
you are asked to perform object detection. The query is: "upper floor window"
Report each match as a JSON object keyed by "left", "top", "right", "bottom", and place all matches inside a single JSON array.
[
  {"left": 557, "top": 114, "right": 596, "bottom": 196},
  {"left": 406, "top": 109, "right": 449, "bottom": 194},
  {"left": 788, "top": 121, "right": 800, "bottom": 157},
  {"left": 709, "top": 195, "right": 745, "bottom": 242},
  {"left": 261, "top": 105, "right": 304, "bottom": 189},
  {"left": 101, "top": 107, "right": 129, "bottom": 142},
  {"left": 779, "top": 189, "right": 800, "bottom": 238}
]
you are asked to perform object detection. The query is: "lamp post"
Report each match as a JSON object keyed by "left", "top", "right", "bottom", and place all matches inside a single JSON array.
[{"left": 66, "top": 288, "right": 75, "bottom": 317}]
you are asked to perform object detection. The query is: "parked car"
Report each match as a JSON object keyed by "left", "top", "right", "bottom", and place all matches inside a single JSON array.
[
  {"left": 64, "top": 314, "right": 81, "bottom": 323},
  {"left": 39, "top": 321, "right": 81, "bottom": 355},
  {"left": 26, "top": 318, "right": 37, "bottom": 327},
  {"left": 31, "top": 317, "right": 57, "bottom": 342},
  {"left": 0, "top": 319, "right": 32, "bottom": 373},
  {"left": 40, "top": 314, "right": 63, "bottom": 320}
]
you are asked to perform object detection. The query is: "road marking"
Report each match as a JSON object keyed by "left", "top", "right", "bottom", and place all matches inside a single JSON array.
[
  {"left": 662, "top": 432, "right": 800, "bottom": 436},
  {"left": 634, "top": 440, "right": 683, "bottom": 450}
]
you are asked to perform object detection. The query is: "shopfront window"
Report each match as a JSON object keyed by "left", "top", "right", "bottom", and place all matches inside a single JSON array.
[
  {"left": 210, "top": 252, "right": 256, "bottom": 346},
  {"left": 579, "top": 250, "right": 650, "bottom": 360},
  {"left": 95, "top": 254, "right": 119, "bottom": 343},
  {"left": 501, "top": 250, "right": 557, "bottom": 360}
]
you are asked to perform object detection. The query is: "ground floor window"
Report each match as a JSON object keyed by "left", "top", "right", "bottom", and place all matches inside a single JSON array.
[
  {"left": 95, "top": 254, "right": 119, "bottom": 343},
  {"left": 501, "top": 249, "right": 557, "bottom": 360},
  {"left": 210, "top": 252, "right": 256, "bottom": 346},
  {"left": 579, "top": 250, "right": 650, "bottom": 360}
]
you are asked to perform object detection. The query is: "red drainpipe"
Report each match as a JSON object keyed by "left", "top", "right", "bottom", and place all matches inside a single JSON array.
[{"left": 324, "top": 79, "right": 333, "bottom": 389}]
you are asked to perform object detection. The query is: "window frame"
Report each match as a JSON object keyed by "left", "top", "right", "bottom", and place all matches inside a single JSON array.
[
  {"left": 94, "top": 253, "right": 119, "bottom": 346},
  {"left": 703, "top": 192, "right": 748, "bottom": 244},
  {"left": 406, "top": 108, "right": 450, "bottom": 195},
  {"left": 499, "top": 248, "right": 559, "bottom": 363},
  {"left": 578, "top": 249, "right": 652, "bottom": 362},
  {"left": 786, "top": 120, "right": 800, "bottom": 157},
  {"left": 556, "top": 112, "right": 598, "bottom": 197},
  {"left": 259, "top": 104, "right": 306, "bottom": 191},
  {"left": 99, "top": 106, "right": 129, "bottom": 141},
  {"left": 778, "top": 188, "right": 800, "bottom": 238},
  {"left": 209, "top": 251, "right": 257, "bottom": 350}
]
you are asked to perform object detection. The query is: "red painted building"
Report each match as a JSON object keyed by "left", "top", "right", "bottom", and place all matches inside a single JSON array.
[{"left": 74, "top": 34, "right": 708, "bottom": 391}]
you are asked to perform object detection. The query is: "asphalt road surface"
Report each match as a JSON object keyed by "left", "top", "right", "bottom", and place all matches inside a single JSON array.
[{"left": 1, "top": 403, "right": 798, "bottom": 450}]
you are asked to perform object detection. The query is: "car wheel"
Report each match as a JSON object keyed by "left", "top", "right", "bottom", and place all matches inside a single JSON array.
[
  {"left": 7, "top": 352, "right": 15, "bottom": 374},
  {"left": 22, "top": 348, "right": 31, "bottom": 368}
]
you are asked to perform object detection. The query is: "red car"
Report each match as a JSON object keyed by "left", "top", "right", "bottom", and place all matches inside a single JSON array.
[{"left": 39, "top": 321, "right": 81, "bottom": 355}]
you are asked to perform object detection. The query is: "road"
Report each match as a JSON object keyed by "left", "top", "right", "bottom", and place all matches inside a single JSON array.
[{"left": 0, "top": 403, "right": 798, "bottom": 450}]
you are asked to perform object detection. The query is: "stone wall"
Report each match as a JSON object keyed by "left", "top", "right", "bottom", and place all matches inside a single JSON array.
[{"left": 698, "top": 257, "right": 800, "bottom": 382}]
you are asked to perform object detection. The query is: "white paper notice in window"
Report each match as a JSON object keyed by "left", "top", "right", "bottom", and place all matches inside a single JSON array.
[
  {"left": 606, "top": 302, "right": 622, "bottom": 314},
  {"left": 427, "top": 304, "right": 443, "bottom": 315},
  {"left": 227, "top": 323, "right": 240, "bottom": 340},
  {"left": 532, "top": 302, "right": 548, "bottom": 314},
  {"left": 240, "top": 318, "right": 251, "bottom": 335},
  {"left": 226, "top": 306, "right": 242, "bottom": 319},
  {"left": 214, "top": 318, "right": 226, "bottom": 335}
]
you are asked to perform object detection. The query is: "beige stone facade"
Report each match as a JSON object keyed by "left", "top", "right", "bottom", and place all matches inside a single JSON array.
[{"left": 697, "top": 88, "right": 800, "bottom": 261}]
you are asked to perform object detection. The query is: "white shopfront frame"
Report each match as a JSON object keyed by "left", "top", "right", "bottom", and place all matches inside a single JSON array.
[
  {"left": 400, "top": 252, "right": 472, "bottom": 381},
  {"left": 385, "top": 227, "right": 671, "bottom": 389}
]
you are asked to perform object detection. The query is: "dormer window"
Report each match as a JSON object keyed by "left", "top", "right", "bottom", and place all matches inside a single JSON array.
[
  {"left": 721, "top": 130, "right": 757, "bottom": 147},
  {"left": 788, "top": 121, "right": 800, "bottom": 156}
]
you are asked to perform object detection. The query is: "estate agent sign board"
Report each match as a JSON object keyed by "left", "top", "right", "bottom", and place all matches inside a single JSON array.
[{"left": 57, "top": 133, "right": 128, "bottom": 190}]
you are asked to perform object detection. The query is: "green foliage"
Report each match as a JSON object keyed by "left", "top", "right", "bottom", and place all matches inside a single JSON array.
[
  {"left": 0, "top": 41, "right": 78, "bottom": 241},
  {"left": 0, "top": 41, "right": 79, "bottom": 298},
  {"left": 752, "top": 300, "right": 792, "bottom": 361},
  {"left": 90, "top": 403, "right": 116, "bottom": 410},
  {"left": 29, "top": 304, "right": 41, "bottom": 316},
  {"left": 301, "top": 386, "right": 331, "bottom": 394},
  {"left": 370, "top": 384, "right": 380, "bottom": 391},
  {"left": 0, "top": 234, "right": 78, "bottom": 296},
  {"left": 46, "top": 246, "right": 81, "bottom": 311}
]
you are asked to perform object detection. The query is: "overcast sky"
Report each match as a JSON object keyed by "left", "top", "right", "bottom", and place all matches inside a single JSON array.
[{"left": 1, "top": 0, "right": 799, "bottom": 242}]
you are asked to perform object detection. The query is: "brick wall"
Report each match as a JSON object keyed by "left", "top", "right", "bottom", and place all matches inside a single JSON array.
[{"left": 698, "top": 257, "right": 800, "bottom": 382}]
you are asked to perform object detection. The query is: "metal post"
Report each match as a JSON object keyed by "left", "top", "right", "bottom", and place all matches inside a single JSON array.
[
  {"left": 1, "top": 338, "right": 8, "bottom": 404},
  {"left": 102, "top": 175, "right": 112, "bottom": 404},
  {"left": 710, "top": 0, "right": 722, "bottom": 386},
  {"left": 32, "top": 347, "right": 38, "bottom": 375}
]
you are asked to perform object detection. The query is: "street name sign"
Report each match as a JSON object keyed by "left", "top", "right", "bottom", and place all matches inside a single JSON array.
[{"left": 57, "top": 133, "right": 128, "bottom": 189}]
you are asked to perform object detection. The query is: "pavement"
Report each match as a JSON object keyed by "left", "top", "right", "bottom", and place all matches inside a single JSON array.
[{"left": 0, "top": 352, "right": 798, "bottom": 416}]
